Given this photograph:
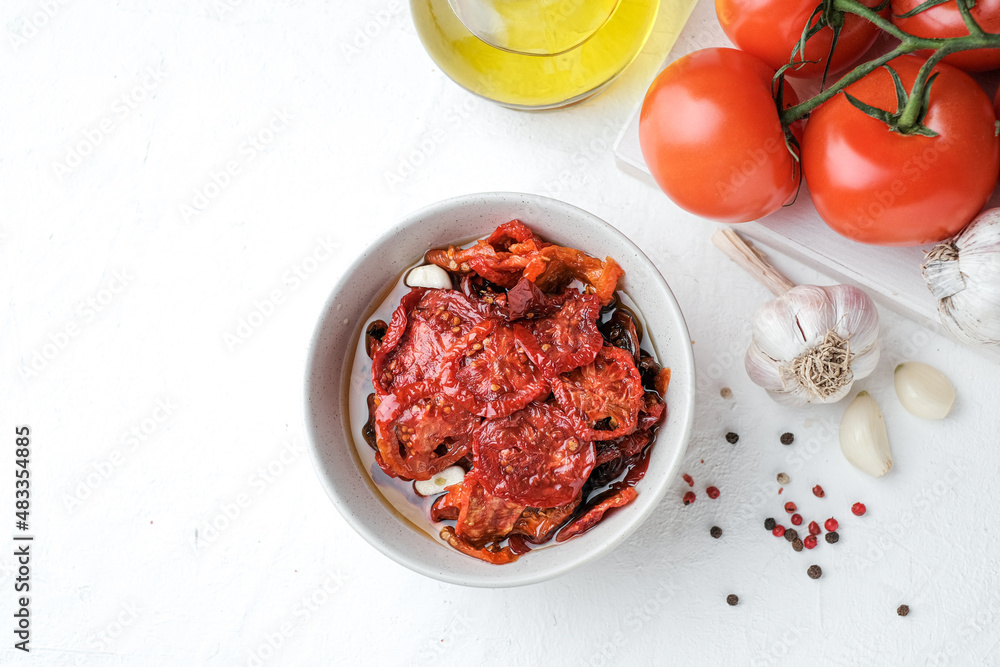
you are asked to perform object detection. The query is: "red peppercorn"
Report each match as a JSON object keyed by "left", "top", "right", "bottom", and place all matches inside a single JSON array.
[
  {"left": 825, "top": 518, "right": 839, "bottom": 532},
  {"left": 852, "top": 502, "right": 867, "bottom": 516},
  {"left": 812, "top": 485, "right": 825, "bottom": 498},
  {"left": 682, "top": 473, "right": 694, "bottom": 487},
  {"left": 784, "top": 501, "right": 797, "bottom": 513},
  {"left": 772, "top": 525, "right": 786, "bottom": 537},
  {"left": 791, "top": 513, "right": 803, "bottom": 526},
  {"left": 706, "top": 486, "right": 720, "bottom": 499},
  {"left": 683, "top": 491, "right": 696, "bottom": 505},
  {"left": 803, "top": 535, "right": 818, "bottom": 549},
  {"left": 808, "top": 521, "right": 821, "bottom": 536}
]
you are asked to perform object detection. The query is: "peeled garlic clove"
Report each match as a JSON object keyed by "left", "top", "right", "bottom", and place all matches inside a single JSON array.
[
  {"left": 840, "top": 391, "right": 893, "bottom": 478},
  {"left": 406, "top": 264, "right": 452, "bottom": 290},
  {"left": 894, "top": 361, "right": 955, "bottom": 420},
  {"left": 413, "top": 465, "right": 465, "bottom": 497}
]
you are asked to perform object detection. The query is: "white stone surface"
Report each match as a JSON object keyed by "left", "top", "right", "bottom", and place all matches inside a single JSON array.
[{"left": 2, "top": 1, "right": 998, "bottom": 665}]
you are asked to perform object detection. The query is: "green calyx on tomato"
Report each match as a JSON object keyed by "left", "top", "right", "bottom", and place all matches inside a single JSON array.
[{"left": 801, "top": 55, "right": 1000, "bottom": 246}]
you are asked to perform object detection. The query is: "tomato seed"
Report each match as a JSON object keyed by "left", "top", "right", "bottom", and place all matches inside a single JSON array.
[
  {"left": 791, "top": 513, "right": 803, "bottom": 526},
  {"left": 706, "top": 486, "right": 720, "bottom": 499},
  {"left": 852, "top": 502, "right": 867, "bottom": 516}
]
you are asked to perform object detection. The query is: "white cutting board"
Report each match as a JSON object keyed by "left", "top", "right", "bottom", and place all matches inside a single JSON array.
[{"left": 615, "top": 0, "right": 1000, "bottom": 360}]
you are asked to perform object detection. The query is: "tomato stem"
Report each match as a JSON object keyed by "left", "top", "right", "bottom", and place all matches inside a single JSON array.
[{"left": 778, "top": 0, "right": 1000, "bottom": 125}]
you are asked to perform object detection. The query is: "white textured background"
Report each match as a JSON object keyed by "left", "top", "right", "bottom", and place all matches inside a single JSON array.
[{"left": 2, "top": 1, "right": 999, "bottom": 665}]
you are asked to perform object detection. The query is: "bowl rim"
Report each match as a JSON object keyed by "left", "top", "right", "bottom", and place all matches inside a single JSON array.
[{"left": 304, "top": 191, "right": 696, "bottom": 587}]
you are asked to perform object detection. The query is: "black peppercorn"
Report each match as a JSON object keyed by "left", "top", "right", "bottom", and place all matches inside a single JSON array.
[
  {"left": 710, "top": 526, "right": 723, "bottom": 539},
  {"left": 825, "top": 531, "right": 840, "bottom": 544},
  {"left": 726, "top": 432, "right": 739, "bottom": 444},
  {"left": 780, "top": 432, "right": 795, "bottom": 445},
  {"left": 897, "top": 605, "right": 910, "bottom": 617},
  {"left": 807, "top": 565, "right": 822, "bottom": 579},
  {"left": 726, "top": 594, "right": 739, "bottom": 606},
  {"left": 785, "top": 528, "right": 799, "bottom": 542},
  {"left": 764, "top": 517, "right": 776, "bottom": 531},
  {"left": 792, "top": 538, "right": 803, "bottom": 552}
]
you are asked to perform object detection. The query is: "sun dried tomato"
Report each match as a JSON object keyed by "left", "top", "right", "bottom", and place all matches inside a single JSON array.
[
  {"left": 556, "top": 487, "right": 638, "bottom": 543},
  {"left": 532, "top": 246, "right": 624, "bottom": 306},
  {"left": 510, "top": 495, "right": 582, "bottom": 544},
  {"left": 474, "top": 402, "right": 596, "bottom": 507},
  {"left": 516, "top": 291, "right": 603, "bottom": 374},
  {"left": 599, "top": 309, "right": 640, "bottom": 363},
  {"left": 371, "top": 289, "right": 488, "bottom": 396},
  {"left": 554, "top": 346, "right": 644, "bottom": 441},
  {"left": 427, "top": 220, "right": 623, "bottom": 303},
  {"left": 452, "top": 473, "right": 525, "bottom": 547},
  {"left": 439, "top": 526, "right": 520, "bottom": 564},
  {"left": 444, "top": 318, "right": 549, "bottom": 419},
  {"left": 430, "top": 482, "right": 463, "bottom": 522},
  {"left": 373, "top": 382, "right": 479, "bottom": 480}
]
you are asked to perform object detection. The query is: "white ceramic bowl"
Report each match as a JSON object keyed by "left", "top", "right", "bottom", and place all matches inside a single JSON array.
[{"left": 305, "top": 192, "right": 695, "bottom": 587}]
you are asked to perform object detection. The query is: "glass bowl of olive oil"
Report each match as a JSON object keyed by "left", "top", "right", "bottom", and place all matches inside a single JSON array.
[{"left": 411, "top": 0, "right": 661, "bottom": 109}]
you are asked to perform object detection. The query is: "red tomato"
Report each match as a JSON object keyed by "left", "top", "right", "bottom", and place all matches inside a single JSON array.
[
  {"left": 802, "top": 55, "right": 1000, "bottom": 246},
  {"left": 473, "top": 402, "right": 596, "bottom": 507},
  {"left": 639, "top": 48, "right": 801, "bottom": 223},
  {"left": 892, "top": 0, "right": 1000, "bottom": 72},
  {"left": 716, "top": 0, "right": 884, "bottom": 77}
]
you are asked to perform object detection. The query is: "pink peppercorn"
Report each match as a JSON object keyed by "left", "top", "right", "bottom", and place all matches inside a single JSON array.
[
  {"left": 852, "top": 502, "right": 867, "bottom": 516},
  {"left": 808, "top": 521, "right": 821, "bottom": 536},
  {"left": 790, "top": 513, "right": 803, "bottom": 526},
  {"left": 825, "top": 518, "right": 839, "bottom": 532}
]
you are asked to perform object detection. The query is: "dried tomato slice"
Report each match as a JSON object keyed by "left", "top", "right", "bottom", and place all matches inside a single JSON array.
[
  {"left": 532, "top": 246, "right": 624, "bottom": 306},
  {"left": 439, "top": 526, "right": 520, "bottom": 564},
  {"left": 373, "top": 382, "right": 479, "bottom": 480},
  {"left": 444, "top": 318, "right": 549, "bottom": 419},
  {"left": 555, "top": 487, "right": 638, "bottom": 543},
  {"left": 371, "top": 289, "right": 488, "bottom": 396},
  {"left": 473, "top": 402, "right": 596, "bottom": 507},
  {"left": 517, "top": 291, "right": 603, "bottom": 374},
  {"left": 452, "top": 473, "right": 525, "bottom": 547},
  {"left": 553, "top": 346, "right": 644, "bottom": 441},
  {"left": 510, "top": 495, "right": 581, "bottom": 544}
]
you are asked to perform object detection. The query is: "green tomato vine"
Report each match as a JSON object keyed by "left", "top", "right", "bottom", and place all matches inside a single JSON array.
[{"left": 776, "top": 0, "right": 1000, "bottom": 135}]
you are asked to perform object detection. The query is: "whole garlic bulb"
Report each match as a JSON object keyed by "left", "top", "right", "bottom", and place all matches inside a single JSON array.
[
  {"left": 922, "top": 208, "right": 1000, "bottom": 346},
  {"left": 745, "top": 285, "right": 881, "bottom": 406}
]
